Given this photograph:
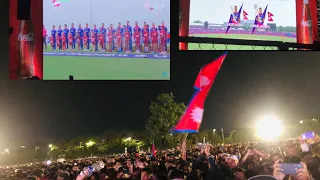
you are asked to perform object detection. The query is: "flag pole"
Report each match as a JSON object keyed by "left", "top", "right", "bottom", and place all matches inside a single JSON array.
[{"left": 181, "top": 132, "right": 188, "bottom": 160}]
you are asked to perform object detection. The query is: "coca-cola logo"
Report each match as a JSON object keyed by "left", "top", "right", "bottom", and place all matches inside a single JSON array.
[
  {"left": 301, "top": 20, "right": 312, "bottom": 27},
  {"left": 18, "top": 33, "right": 34, "bottom": 41}
]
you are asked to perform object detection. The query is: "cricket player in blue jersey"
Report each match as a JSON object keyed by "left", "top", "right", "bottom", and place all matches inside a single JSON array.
[
  {"left": 232, "top": 6, "right": 240, "bottom": 24},
  {"left": 57, "top": 25, "right": 62, "bottom": 50},
  {"left": 51, "top": 25, "right": 57, "bottom": 50},
  {"left": 109, "top": 24, "right": 116, "bottom": 51},
  {"left": 63, "top": 24, "right": 69, "bottom": 49},
  {"left": 84, "top": 23, "right": 90, "bottom": 51},
  {"left": 77, "top": 24, "right": 84, "bottom": 50},
  {"left": 158, "top": 21, "right": 168, "bottom": 52},
  {"left": 126, "top": 20, "right": 132, "bottom": 52},
  {"left": 70, "top": 23, "right": 76, "bottom": 50},
  {"left": 100, "top": 23, "right": 107, "bottom": 51},
  {"left": 116, "top": 22, "right": 124, "bottom": 52},
  {"left": 255, "top": 7, "right": 265, "bottom": 26},
  {"left": 92, "top": 24, "right": 99, "bottom": 51}
]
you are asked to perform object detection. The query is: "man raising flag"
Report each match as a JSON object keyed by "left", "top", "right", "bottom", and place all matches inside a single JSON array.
[
  {"left": 84, "top": 23, "right": 91, "bottom": 51},
  {"left": 126, "top": 20, "right": 133, "bottom": 52},
  {"left": 77, "top": 24, "right": 84, "bottom": 51},
  {"left": 70, "top": 23, "right": 76, "bottom": 50},
  {"left": 63, "top": 24, "right": 69, "bottom": 50}
]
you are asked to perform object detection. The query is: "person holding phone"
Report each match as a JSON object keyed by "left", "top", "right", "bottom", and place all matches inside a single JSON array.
[{"left": 273, "top": 159, "right": 310, "bottom": 180}]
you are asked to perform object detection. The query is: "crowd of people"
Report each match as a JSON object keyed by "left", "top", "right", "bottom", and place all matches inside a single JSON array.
[
  {"left": 1, "top": 136, "right": 320, "bottom": 180},
  {"left": 43, "top": 21, "right": 170, "bottom": 54}
]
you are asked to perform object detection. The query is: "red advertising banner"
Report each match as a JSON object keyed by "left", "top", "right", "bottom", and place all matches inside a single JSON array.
[
  {"left": 179, "top": 0, "right": 190, "bottom": 50},
  {"left": 296, "top": 0, "right": 318, "bottom": 44},
  {"left": 9, "top": 0, "right": 43, "bottom": 80}
]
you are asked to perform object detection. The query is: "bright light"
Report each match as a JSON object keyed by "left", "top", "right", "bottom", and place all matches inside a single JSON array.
[
  {"left": 213, "top": 129, "right": 216, "bottom": 132},
  {"left": 125, "top": 137, "right": 132, "bottom": 141},
  {"left": 255, "top": 116, "right": 283, "bottom": 140},
  {"left": 21, "top": 146, "right": 25, "bottom": 148},
  {"left": 300, "top": 120, "right": 303, "bottom": 124},
  {"left": 46, "top": 160, "right": 51, "bottom": 165},
  {"left": 86, "top": 141, "right": 95, "bottom": 147},
  {"left": 4, "top": 149, "right": 9, "bottom": 154},
  {"left": 48, "top": 144, "right": 53, "bottom": 148}
]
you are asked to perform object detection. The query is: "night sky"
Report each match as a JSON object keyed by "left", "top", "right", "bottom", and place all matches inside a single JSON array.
[{"left": 1, "top": 51, "right": 320, "bottom": 149}]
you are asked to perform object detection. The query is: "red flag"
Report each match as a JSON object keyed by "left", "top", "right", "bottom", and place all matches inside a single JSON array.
[
  {"left": 243, "top": 10, "right": 248, "bottom": 20},
  {"left": 151, "top": 142, "right": 156, "bottom": 157},
  {"left": 268, "top": 12, "right": 274, "bottom": 21},
  {"left": 194, "top": 52, "right": 227, "bottom": 98},
  {"left": 173, "top": 52, "right": 227, "bottom": 133}
]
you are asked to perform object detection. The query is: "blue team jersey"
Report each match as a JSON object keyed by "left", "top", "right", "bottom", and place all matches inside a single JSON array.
[
  {"left": 134, "top": 26, "right": 141, "bottom": 33},
  {"left": 70, "top": 27, "right": 76, "bottom": 37},
  {"left": 57, "top": 29, "right": 62, "bottom": 36},
  {"left": 233, "top": 12, "right": 240, "bottom": 21},
  {"left": 77, "top": 28, "right": 84, "bottom": 37},
  {"left": 116, "top": 27, "right": 124, "bottom": 35},
  {"left": 126, "top": 25, "right": 132, "bottom": 36},
  {"left": 151, "top": 27, "right": 157, "bottom": 32},
  {"left": 257, "top": 13, "right": 265, "bottom": 22},
  {"left": 84, "top": 28, "right": 90, "bottom": 36},
  {"left": 63, "top": 28, "right": 69, "bottom": 36},
  {"left": 100, "top": 27, "right": 107, "bottom": 35},
  {"left": 142, "top": 27, "right": 149, "bottom": 34},
  {"left": 51, "top": 29, "right": 56, "bottom": 37},
  {"left": 92, "top": 28, "right": 98, "bottom": 38}
]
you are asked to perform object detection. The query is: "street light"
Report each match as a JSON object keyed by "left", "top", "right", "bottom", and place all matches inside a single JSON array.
[
  {"left": 213, "top": 129, "right": 216, "bottom": 135},
  {"left": 300, "top": 120, "right": 303, "bottom": 124},
  {"left": 86, "top": 141, "right": 95, "bottom": 147}
]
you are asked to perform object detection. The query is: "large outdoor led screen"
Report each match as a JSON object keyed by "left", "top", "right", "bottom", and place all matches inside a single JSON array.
[{"left": 189, "top": 0, "right": 297, "bottom": 50}]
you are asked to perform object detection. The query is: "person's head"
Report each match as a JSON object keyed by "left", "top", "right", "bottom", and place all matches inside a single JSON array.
[
  {"left": 57, "top": 173, "right": 68, "bottom": 180},
  {"left": 233, "top": 167, "right": 246, "bottom": 180},
  {"left": 287, "top": 144, "right": 299, "bottom": 157},
  {"left": 271, "top": 153, "right": 282, "bottom": 164},
  {"left": 118, "top": 22, "right": 121, "bottom": 26},
  {"left": 78, "top": 24, "right": 81, "bottom": 28},
  {"left": 71, "top": 23, "right": 74, "bottom": 27},
  {"left": 152, "top": 22, "right": 155, "bottom": 27},
  {"left": 102, "top": 23, "right": 104, "bottom": 27},
  {"left": 52, "top": 25, "right": 55, "bottom": 29},
  {"left": 94, "top": 24, "right": 96, "bottom": 28},
  {"left": 300, "top": 152, "right": 314, "bottom": 166},
  {"left": 110, "top": 24, "right": 113, "bottom": 28},
  {"left": 169, "top": 168, "right": 185, "bottom": 180},
  {"left": 135, "top": 21, "right": 138, "bottom": 26},
  {"left": 86, "top": 23, "right": 89, "bottom": 28},
  {"left": 162, "top": 21, "right": 165, "bottom": 26},
  {"left": 226, "top": 155, "right": 239, "bottom": 169},
  {"left": 58, "top": 25, "right": 61, "bottom": 29},
  {"left": 234, "top": 5, "right": 238, "bottom": 12},
  {"left": 64, "top": 24, "right": 67, "bottom": 28},
  {"left": 259, "top": 7, "right": 262, "bottom": 13},
  {"left": 141, "top": 168, "right": 152, "bottom": 180}
]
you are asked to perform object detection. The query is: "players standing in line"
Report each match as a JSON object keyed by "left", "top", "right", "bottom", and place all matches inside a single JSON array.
[
  {"left": 143, "top": 26, "right": 149, "bottom": 53},
  {"left": 92, "top": 24, "right": 99, "bottom": 51},
  {"left": 61, "top": 33, "right": 67, "bottom": 51},
  {"left": 84, "top": 23, "right": 91, "bottom": 51},
  {"left": 56, "top": 34, "right": 60, "bottom": 51},
  {"left": 158, "top": 21, "right": 168, "bottom": 53},
  {"left": 51, "top": 25, "right": 57, "bottom": 50},
  {"left": 134, "top": 22, "right": 141, "bottom": 53},
  {"left": 98, "top": 31, "right": 105, "bottom": 50},
  {"left": 126, "top": 21, "right": 133, "bottom": 52},
  {"left": 116, "top": 28, "right": 122, "bottom": 52},
  {"left": 68, "top": 33, "right": 73, "bottom": 51},
  {"left": 70, "top": 23, "right": 77, "bottom": 51},
  {"left": 159, "top": 27, "right": 166, "bottom": 54},
  {"left": 116, "top": 23, "right": 124, "bottom": 52},
  {"left": 151, "top": 23, "right": 158, "bottom": 53},
  {"left": 77, "top": 24, "right": 84, "bottom": 51},
  {"left": 109, "top": 24, "right": 116, "bottom": 52},
  {"left": 57, "top": 25, "right": 62, "bottom": 50},
  {"left": 125, "top": 27, "right": 130, "bottom": 52},
  {"left": 63, "top": 24, "right": 69, "bottom": 50},
  {"left": 100, "top": 23, "right": 107, "bottom": 51},
  {"left": 256, "top": 7, "right": 265, "bottom": 26}
]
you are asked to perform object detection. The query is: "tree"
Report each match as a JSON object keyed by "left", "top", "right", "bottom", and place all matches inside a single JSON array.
[
  {"left": 193, "top": 20, "right": 203, "bottom": 24},
  {"left": 145, "top": 93, "right": 186, "bottom": 146}
]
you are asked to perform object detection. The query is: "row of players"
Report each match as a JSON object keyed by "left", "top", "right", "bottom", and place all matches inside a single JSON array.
[{"left": 45, "top": 21, "right": 169, "bottom": 53}]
